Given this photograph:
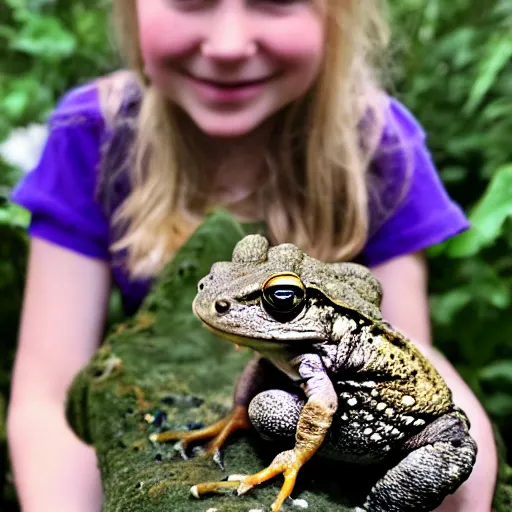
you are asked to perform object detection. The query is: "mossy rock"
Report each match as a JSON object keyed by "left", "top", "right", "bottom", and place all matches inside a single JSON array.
[{"left": 66, "top": 211, "right": 512, "bottom": 512}]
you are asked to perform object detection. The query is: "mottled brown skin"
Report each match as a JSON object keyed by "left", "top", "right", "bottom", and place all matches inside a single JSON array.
[{"left": 154, "top": 235, "right": 477, "bottom": 512}]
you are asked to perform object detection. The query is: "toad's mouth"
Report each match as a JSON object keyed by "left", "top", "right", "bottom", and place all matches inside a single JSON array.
[{"left": 198, "top": 318, "right": 300, "bottom": 353}]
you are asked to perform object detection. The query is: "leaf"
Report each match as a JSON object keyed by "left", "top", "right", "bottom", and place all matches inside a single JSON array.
[
  {"left": 479, "top": 361, "right": 512, "bottom": 389},
  {"left": 482, "top": 99, "right": 512, "bottom": 122},
  {"left": 0, "top": 77, "right": 45, "bottom": 121},
  {"left": 0, "top": 203, "right": 30, "bottom": 228},
  {"left": 440, "top": 165, "right": 468, "bottom": 184},
  {"left": 0, "top": 24, "right": 17, "bottom": 41},
  {"left": 445, "top": 165, "right": 512, "bottom": 257},
  {"left": 464, "top": 34, "right": 512, "bottom": 115},
  {"left": 1, "top": 89, "right": 31, "bottom": 120},
  {"left": 483, "top": 393, "right": 512, "bottom": 419},
  {"left": 429, "top": 290, "right": 472, "bottom": 326},
  {"left": 9, "top": 15, "right": 76, "bottom": 61}
]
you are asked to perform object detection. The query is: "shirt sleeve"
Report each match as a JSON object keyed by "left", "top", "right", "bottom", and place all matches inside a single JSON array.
[
  {"left": 362, "top": 98, "right": 469, "bottom": 267},
  {"left": 10, "top": 83, "right": 110, "bottom": 260}
]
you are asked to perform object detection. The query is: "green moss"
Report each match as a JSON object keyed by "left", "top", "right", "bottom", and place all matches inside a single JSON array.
[{"left": 66, "top": 211, "right": 512, "bottom": 511}]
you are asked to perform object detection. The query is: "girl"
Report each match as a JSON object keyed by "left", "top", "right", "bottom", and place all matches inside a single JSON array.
[{"left": 7, "top": 1, "right": 496, "bottom": 511}]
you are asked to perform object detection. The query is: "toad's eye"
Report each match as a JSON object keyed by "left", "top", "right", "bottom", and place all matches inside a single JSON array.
[{"left": 262, "top": 273, "right": 306, "bottom": 319}]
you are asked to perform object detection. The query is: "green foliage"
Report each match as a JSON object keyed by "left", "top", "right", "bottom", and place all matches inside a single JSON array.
[
  {"left": 0, "top": 0, "right": 116, "bottom": 139},
  {"left": 390, "top": 0, "right": 512, "bottom": 450},
  {"left": 0, "top": 0, "right": 117, "bottom": 224},
  {"left": 445, "top": 165, "right": 512, "bottom": 258}
]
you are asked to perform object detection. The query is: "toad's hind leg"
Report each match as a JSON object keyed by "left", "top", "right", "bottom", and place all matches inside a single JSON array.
[
  {"left": 248, "top": 389, "right": 304, "bottom": 442},
  {"left": 365, "top": 410, "right": 477, "bottom": 512}
]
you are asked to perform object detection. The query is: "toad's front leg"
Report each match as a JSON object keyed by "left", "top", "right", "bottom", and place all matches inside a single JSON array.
[
  {"left": 192, "top": 354, "right": 338, "bottom": 512},
  {"left": 150, "top": 355, "right": 269, "bottom": 466}
]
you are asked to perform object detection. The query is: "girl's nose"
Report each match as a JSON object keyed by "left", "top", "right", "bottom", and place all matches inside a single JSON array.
[{"left": 201, "top": 7, "right": 257, "bottom": 60}]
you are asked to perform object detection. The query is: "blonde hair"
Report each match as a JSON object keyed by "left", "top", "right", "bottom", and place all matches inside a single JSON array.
[{"left": 108, "top": 0, "right": 391, "bottom": 278}]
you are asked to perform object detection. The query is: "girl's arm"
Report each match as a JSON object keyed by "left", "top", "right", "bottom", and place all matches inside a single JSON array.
[
  {"left": 7, "top": 238, "right": 111, "bottom": 512},
  {"left": 371, "top": 252, "right": 497, "bottom": 512}
]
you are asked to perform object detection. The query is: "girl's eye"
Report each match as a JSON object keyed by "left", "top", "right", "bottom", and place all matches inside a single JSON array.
[
  {"left": 260, "top": 0, "right": 306, "bottom": 4},
  {"left": 166, "top": 0, "right": 306, "bottom": 9},
  {"left": 257, "top": 0, "right": 311, "bottom": 12},
  {"left": 165, "top": 0, "right": 211, "bottom": 10}
]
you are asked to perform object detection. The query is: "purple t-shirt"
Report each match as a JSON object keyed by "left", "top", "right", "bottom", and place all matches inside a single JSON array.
[{"left": 11, "top": 82, "right": 469, "bottom": 315}]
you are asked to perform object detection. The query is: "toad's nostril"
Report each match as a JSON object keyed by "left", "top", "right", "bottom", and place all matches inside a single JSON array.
[{"left": 215, "top": 300, "right": 231, "bottom": 315}]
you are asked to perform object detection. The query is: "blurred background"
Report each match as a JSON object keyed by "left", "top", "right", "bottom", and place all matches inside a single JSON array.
[{"left": 0, "top": 0, "right": 511, "bottom": 509}]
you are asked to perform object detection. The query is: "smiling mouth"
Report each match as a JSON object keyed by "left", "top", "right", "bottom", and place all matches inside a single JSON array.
[{"left": 189, "top": 74, "right": 272, "bottom": 89}]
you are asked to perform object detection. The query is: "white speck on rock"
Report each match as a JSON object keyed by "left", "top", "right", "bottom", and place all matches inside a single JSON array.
[
  {"left": 371, "top": 433, "right": 383, "bottom": 442},
  {"left": 289, "top": 497, "right": 309, "bottom": 509},
  {"left": 347, "top": 397, "right": 358, "bottom": 406},
  {"left": 376, "top": 402, "right": 387, "bottom": 411},
  {"left": 144, "top": 413, "right": 155, "bottom": 424}
]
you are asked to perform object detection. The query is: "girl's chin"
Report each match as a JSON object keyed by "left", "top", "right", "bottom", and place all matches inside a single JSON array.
[
  {"left": 190, "top": 116, "right": 270, "bottom": 140},
  {"left": 173, "top": 101, "right": 279, "bottom": 140}
]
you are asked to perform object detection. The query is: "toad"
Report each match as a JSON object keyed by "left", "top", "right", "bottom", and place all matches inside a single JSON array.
[{"left": 151, "top": 235, "right": 477, "bottom": 512}]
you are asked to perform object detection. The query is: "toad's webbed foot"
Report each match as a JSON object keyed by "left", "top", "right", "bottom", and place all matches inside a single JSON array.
[
  {"left": 365, "top": 410, "right": 477, "bottom": 512},
  {"left": 191, "top": 446, "right": 311, "bottom": 512},
  {"left": 149, "top": 405, "right": 250, "bottom": 468},
  {"left": 192, "top": 385, "right": 333, "bottom": 512}
]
